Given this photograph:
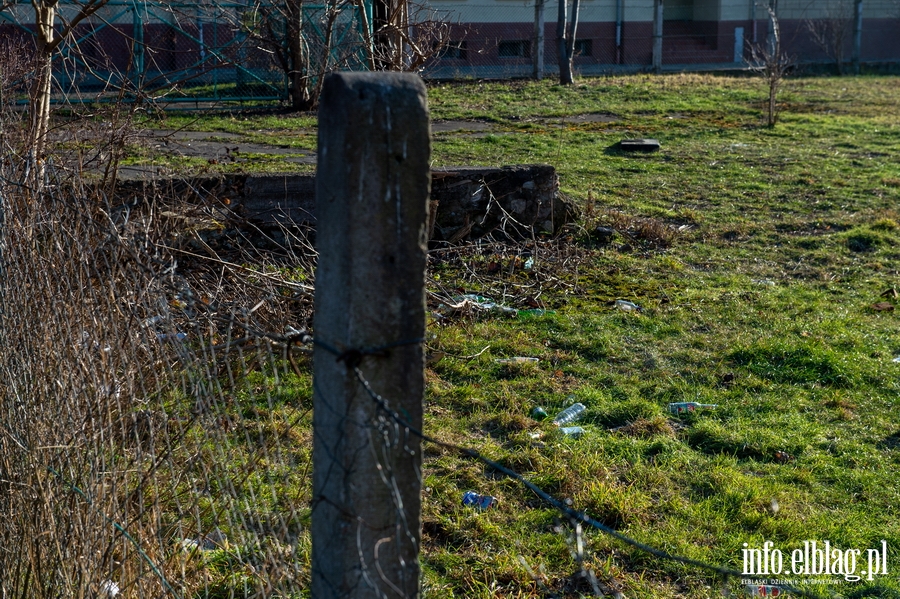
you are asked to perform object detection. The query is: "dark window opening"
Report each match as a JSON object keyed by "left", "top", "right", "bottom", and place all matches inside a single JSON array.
[
  {"left": 438, "top": 40, "right": 468, "bottom": 60},
  {"left": 498, "top": 40, "right": 531, "bottom": 58},
  {"left": 574, "top": 39, "right": 593, "bottom": 57}
]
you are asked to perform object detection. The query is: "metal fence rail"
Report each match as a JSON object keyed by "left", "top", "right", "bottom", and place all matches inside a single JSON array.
[{"left": 418, "top": 0, "right": 900, "bottom": 80}]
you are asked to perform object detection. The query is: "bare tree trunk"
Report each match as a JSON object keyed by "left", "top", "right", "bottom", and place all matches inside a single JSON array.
[
  {"left": 556, "top": 0, "right": 571, "bottom": 84},
  {"left": 355, "top": 0, "right": 377, "bottom": 70},
  {"left": 30, "top": 1, "right": 57, "bottom": 161},
  {"left": 564, "top": 0, "right": 580, "bottom": 80},
  {"left": 285, "top": 0, "right": 312, "bottom": 110}
]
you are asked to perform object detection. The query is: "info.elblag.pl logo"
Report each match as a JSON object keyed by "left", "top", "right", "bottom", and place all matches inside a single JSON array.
[{"left": 742, "top": 540, "right": 889, "bottom": 582}]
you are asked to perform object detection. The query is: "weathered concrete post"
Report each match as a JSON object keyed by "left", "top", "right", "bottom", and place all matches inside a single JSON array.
[
  {"left": 311, "top": 72, "right": 430, "bottom": 598},
  {"left": 652, "top": 0, "right": 664, "bottom": 73},
  {"left": 533, "top": 0, "right": 545, "bottom": 80},
  {"left": 852, "top": 0, "right": 863, "bottom": 75}
]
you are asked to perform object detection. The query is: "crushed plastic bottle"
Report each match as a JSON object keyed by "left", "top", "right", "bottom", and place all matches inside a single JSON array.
[
  {"left": 552, "top": 403, "right": 586, "bottom": 426},
  {"left": 744, "top": 583, "right": 784, "bottom": 597},
  {"left": 615, "top": 299, "right": 641, "bottom": 312},
  {"left": 98, "top": 580, "right": 120, "bottom": 598},
  {"left": 462, "top": 491, "right": 498, "bottom": 510},
  {"left": 559, "top": 426, "right": 585, "bottom": 438},
  {"left": 495, "top": 357, "right": 540, "bottom": 364},
  {"left": 668, "top": 402, "right": 717, "bottom": 415}
]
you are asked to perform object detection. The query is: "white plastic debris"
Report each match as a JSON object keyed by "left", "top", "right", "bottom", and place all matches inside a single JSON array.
[
  {"left": 615, "top": 299, "right": 641, "bottom": 312},
  {"left": 98, "top": 580, "right": 120, "bottom": 598}
]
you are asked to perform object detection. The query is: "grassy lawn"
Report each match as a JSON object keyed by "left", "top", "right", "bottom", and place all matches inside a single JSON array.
[{"left": 143, "top": 73, "right": 900, "bottom": 598}]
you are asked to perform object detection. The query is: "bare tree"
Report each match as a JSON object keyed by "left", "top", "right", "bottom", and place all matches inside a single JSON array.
[
  {"left": 372, "top": 0, "right": 452, "bottom": 72},
  {"left": 239, "top": 0, "right": 450, "bottom": 111},
  {"left": 749, "top": 3, "right": 791, "bottom": 127},
  {"left": 25, "top": 0, "right": 112, "bottom": 159},
  {"left": 556, "top": 0, "right": 581, "bottom": 85},
  {"left": 804, "top": 0, "right": 854, "bottom": 74}
]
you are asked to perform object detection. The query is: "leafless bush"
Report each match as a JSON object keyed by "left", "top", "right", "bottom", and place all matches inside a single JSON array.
[
  {"left": 0, "top": 125, "right": 318, "bottom": 595},
  {"left": 748, "top": 4, "right": 792, "bottom": 127},
  {"left": 804, "top": 1, "right": 854, "bottom": 74},
  {"left": 372, "top": 0, "right": 454, "bottom": 72}
]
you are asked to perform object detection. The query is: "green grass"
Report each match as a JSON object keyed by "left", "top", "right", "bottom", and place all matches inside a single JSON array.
[{"left": 142, "top": 73, "right": 900, "bottom": 598}]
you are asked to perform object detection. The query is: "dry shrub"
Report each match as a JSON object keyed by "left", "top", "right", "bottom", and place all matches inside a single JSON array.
[
  {"left": 612, "top": 416, "right": 676, "bottom": 439},
  {"left": 0, "top": 137, "right": 316, "bottom": 595}
]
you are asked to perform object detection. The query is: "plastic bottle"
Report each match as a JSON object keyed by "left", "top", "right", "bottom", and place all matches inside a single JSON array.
[
  {"left": 744, "top": 584, "right": 783, "bottom": 597},
  {"left": 552, "top": 403, "right": 586, "bottom": 426},
  {"left": 462, "top": 491, "right": 498, "bottom": 510},
  {"left": 495, "top": 357, "right": 539, "bottom": 364},
  {"left": 560, "top": 426, "right": 585, "bottom": 438},
  {"left": 668, "top": 402, "right": 717, "bottom": 415},
  {"left": 615, "top": 299, "right": 641, "bottom": 312},
  {"left": 531, "top": 406, "right": 548, "bottom": 420}
]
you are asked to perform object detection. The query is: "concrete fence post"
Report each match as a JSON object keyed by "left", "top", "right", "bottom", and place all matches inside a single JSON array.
[
  {"left": 312, "top": 72, "right": 430, "bottom": 598},
  {"left": 533, "top": 0, "right": 545, "bottom": 80},
  {"left": 652, "top": 0, "right": 664, "bottom": 73},
  {"left": 852, "top": 0, "right": 863, "bottom": 74}
]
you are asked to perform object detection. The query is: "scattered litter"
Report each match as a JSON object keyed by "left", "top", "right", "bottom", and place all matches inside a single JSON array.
[
  {"left": 524, "top": 256, "right": 534, "bottom": 270},
  {"left": 559, "top": 426, "right": 585, "bottom": 438},
  {"left": 142, "top": 315, "right": 164, "bottom": 327},
  {"left": 769, "top": 498, "right": 780, "bottom": 514},
  {"left": 752, "top": 279, "right": 776, "bottom": 286},
  {"left": 180, "top": 528, "right": 227, "bottom": 551},
  {"left": 774, "top": 450, "right": 793, "bottom": 463},
  {"left": 531, "top": 406, "right": 548, "bottom": 420},
  {"left": 871, "top": 301, "right": 894, "bottom": 312},
  {"left": 893, "top": 356, "right": 900, "bottom": 363},
  {"left": 157, "top": 332, "right": 187, "bottom": 342},
  {"left": 615, "top": 299, "right": 641, "bottom": 312},
  {"left": 495, "top": 357, "right": 539, "bottom": 364},
  {"left": 98, "top": 580, "right": 120, "bottom": 598},
  {"left": 462, "top": 491, "right": 498, "bottom": 510},
  {"left": 99, "top": 383, "right": 121, "bottom": 400},
  {"left": 439, "top": 294, "right": 518, "bottom": 316},
  {"left": 745, "top": 583, "right": 784, "bottom": 597},
  {"left": 668, "top": 402, "right": 717, "bottom": 415},
  {"left": 592, "top": 226, "right": 615, "bottom": 244},
  {"left": 553, "top": 403, "right": 586, "bottom": 426}
]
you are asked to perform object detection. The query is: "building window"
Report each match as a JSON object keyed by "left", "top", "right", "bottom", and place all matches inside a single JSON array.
[
  {"left": 574, "top": 39, "right": 593, "bottom": 57},
  {"left": 439, "top": 41, "right": 468, "bottom": 60},
  {"left": 498, "top": 40, "right": 531, "bottom": 58}
]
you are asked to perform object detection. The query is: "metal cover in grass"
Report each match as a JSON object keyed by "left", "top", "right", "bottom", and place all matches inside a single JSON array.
[{"left": 618, "top": 138, "right": 661, "bottom": 152}]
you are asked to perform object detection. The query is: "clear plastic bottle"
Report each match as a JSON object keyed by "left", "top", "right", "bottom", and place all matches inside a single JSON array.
[
  {"left": 495, "top": 357, "right": 540, "bottom": 364},
  {"left": 552, "top": 402, "right": 586, "bottom": 425},
  {"left": 560, "top": 426, "right": 585, "bottom": 438},
  {"left": 668, "top": 402, "right": 717, "bottom": 415}
]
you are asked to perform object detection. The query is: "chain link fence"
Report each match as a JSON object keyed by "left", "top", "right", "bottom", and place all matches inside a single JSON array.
[
  {"left": 1, "top": 0, "right": 900, "bottom": 105},
  {"left": 0, "top": 0, "right": 371, "bottom": 106}
]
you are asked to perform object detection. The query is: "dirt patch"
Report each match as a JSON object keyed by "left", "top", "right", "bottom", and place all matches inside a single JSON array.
[
  {"left": 431, "top": 119, "right": 495, "bottom": 133},
  {"left": 560, "top": 112, "right": 620, "bottom": 124},
  {"left": 143, "top": 130, "right": 316, "bottom": 163}
]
